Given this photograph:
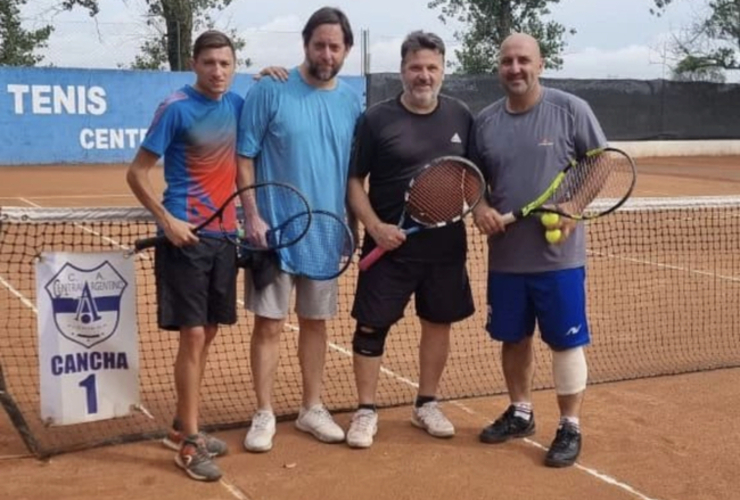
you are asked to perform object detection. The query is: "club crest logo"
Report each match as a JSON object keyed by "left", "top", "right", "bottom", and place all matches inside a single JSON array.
[{"left": 45, "top": 261, "right": 128, "bottom": 348}]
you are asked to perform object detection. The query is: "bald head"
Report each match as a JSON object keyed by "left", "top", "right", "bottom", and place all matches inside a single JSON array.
[
  {"left": 500, "top": 33, "right": 542, "bottom": 62},
  {"left": 497, "top": 32, "right": 544, "bottom": 107}
]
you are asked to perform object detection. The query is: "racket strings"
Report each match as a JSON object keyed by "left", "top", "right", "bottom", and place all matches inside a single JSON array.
[
  {"left": 236, "top": 183, "right": 311, "bottom": 250},
  {"left": 552, "top": 151, "right": 635, "bottom": 216},
  {"left": 407, "top": 161, "right": 484, "bottom": 225},
  {"left": 284, "top": 211, "right": 354, "bottom": 280}
]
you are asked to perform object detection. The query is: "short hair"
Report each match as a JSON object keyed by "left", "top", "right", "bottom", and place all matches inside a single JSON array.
[
  {"left": 400, "top": 31, "right": 446, "bottom": 63},
  {"left": 302, "top": 7, "right": 354, "bottom": 48},
  {"left": 193, "top": 30, "right": 235, "bottom": 60}
]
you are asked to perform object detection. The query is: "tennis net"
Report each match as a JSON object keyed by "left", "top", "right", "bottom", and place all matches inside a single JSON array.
[{"left": 1, "top": 197, "right": 738, "bottom": 456}]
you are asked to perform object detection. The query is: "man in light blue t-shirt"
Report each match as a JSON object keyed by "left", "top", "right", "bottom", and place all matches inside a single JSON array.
[
  {"left": 236, "top": 7, "right": 362, "bottom": 453},
  {"left": 470, "top": 33, "right": 608, "bottom": 468}
]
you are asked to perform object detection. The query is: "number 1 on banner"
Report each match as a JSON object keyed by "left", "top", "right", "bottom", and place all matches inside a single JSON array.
[{"left": 78, "top": 374, "right": 98, "bottom": 414}]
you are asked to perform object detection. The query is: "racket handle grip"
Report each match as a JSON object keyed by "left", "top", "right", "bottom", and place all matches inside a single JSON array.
[
  {"left": 500, "top": 212, "right": 516, "bottom": 226},
  {"left": 358, "top": 246, "right": 387, "bottom": 272},
  {"left": 134, "top": 235, "right": 165, "bottom": 251}
]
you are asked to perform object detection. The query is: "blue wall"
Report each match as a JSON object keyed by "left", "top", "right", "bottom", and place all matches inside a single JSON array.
[{"left": 0, "top": 67, "right": 366, "bottom": 165}]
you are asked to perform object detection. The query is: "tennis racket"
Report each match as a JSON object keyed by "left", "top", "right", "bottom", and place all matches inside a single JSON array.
[
  {"left": 501, "top": 147, "right": 637, "bottom": 225},
  {"left": 358, "top": 156, "right": 485, "bottom": 272},
  {"left": 133, "top": 182, "right": 312, "bottom": 253},
  {"left": 281, "top": 210, "right": 355, "bottom": 280}
]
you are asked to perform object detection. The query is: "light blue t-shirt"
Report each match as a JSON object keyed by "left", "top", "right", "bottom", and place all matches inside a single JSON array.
[{"left": 237, "top": 67, "right": 362, "bottom": 272}]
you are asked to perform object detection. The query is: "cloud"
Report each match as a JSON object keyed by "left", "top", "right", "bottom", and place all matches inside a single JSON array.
[
  {"left": 238, "top": 17, "right": 305, "bottom": 71},
  {"left": 550, "top": 42, "right": 739, "bottom": 82},
  {"left": 38, "top": 21, "right": 144, "bottom": 69},
  {"left": 366, "top": 37, "right": 404, "bottom": 72},
  {"left": 548, "top": 45, "right": 670, "bottom": 80},
  {"left": 27, "top": 6, "right": 739, "bottom": 83}
]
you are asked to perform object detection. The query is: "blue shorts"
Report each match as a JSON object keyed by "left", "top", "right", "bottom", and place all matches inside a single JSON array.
[{"left": 486, "top": 267, "right": 590, "bottom": 349}]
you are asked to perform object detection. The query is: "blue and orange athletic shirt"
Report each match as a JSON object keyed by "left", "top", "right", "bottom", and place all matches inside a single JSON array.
[{"left": 141, "top": 85, "right": 244, "bottom": 234}]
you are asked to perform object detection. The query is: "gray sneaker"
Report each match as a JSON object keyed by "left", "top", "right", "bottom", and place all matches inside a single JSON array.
[
  {"left": 174, "top": 437, "right": 223, "bottom": 482},
  {"left": 163, "top": 429, "right": 228, "bottom": 457}
]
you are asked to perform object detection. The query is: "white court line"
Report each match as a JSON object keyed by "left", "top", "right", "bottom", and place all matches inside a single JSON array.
[
  {"left": 219, "top": 477, "right": 253, "bottom": 500},
  {"left": 284, "top": 323, "right": 666, "bottom": 500},
  {"left": 0, "top": 275, "right": 37, "bottom": 313},
  {"left": 0, "top": 199, "right": 42, "bottom": 313},
  {"left": 589, "top": 249, "right": 740, "bottom": 283}
]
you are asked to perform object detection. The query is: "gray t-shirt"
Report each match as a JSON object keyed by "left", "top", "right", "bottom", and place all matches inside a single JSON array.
[{"left": 470, "top": 87, "right": 607, "bottom": 273}]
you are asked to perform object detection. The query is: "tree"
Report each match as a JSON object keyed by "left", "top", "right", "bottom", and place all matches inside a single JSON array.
[
  {"left": 651, "top": 0, "right": 739, "bottom": 82},
  {"left": 129, "top": 0, "right": 250, "bottom": 71},
  {"left": 0, "top": 0, "right": 54, "bottom": 66},
  {"left": 427, "top": 0, "right": 575, "bottom": 73},
  {"left": 0, "top": 0, "right": 107, "bottom": 66},
  {"left": 671, "top": 56, "right": 727, "bottom": 82}
]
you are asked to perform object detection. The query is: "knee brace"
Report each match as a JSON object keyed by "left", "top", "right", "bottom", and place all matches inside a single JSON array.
[
  {"left": 552, "top": 347, "right": 588, "bottom": 396},
  {"left": 352, "top": 324, "right": 390, "bottom": 357}
]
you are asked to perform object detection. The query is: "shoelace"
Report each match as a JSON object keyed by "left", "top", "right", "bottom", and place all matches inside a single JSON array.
[
  {"left": 551, "top": 428, "right": 578, "bottom": 451},
  {"left": 418, "top": 403, "right": 446, "bottom": 424},
  {"left": 252, "top": 412, "right": 274, "bottom": 431},
  {"left": 496, "top": 409, "right": 527, "bottom": 430},
  {"left": 184, "top": 441, "right": 211, "bottom": 462},
  {"left": 310, "top": 406, "right": 333, "bottom": 423},
  {"left": 352, "top": 411, "right": 376, "bottom": 432},
  {"left": 198, "top": 431, "right": 217, "bottom": 442}
]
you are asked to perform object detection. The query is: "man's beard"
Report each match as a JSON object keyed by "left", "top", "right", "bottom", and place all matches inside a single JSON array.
[
  {"left": 308, "top": 60, "right": 341, "bottom": 81},
  {"left": 406, "top": 84, "right": 438, "bottom": 104}
]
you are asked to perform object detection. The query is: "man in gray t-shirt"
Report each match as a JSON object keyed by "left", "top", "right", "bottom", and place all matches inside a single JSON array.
[{"left": 470, "top": 32, "right": 607, "bottom": 468}]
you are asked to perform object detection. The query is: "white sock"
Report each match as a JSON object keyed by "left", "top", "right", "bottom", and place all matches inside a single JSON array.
[{"left": 512, "top": 402, "right": 533, "bottom": 421}]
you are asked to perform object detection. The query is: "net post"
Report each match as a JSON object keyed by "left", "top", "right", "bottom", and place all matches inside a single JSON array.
[{"left": 0, "top": 362, "right": 42, "bottom": 458}]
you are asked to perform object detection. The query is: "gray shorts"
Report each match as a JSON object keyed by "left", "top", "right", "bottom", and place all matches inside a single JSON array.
[{"left": 244, "top": 269, "right": 338, "bottom": 320}]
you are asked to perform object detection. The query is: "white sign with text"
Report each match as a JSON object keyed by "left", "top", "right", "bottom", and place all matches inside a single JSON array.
[{"left": 35, "top": 252, "right": 139, "bottom": 426}]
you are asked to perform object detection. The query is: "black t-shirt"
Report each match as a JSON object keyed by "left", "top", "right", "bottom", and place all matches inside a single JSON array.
[{"left": 349, "top": 94, "right": 473, "bottom": 262}]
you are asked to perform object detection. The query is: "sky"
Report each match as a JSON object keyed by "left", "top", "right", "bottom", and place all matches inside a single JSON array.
[{"left": 21, "top": 0, "right": 738, "bottom": 82}]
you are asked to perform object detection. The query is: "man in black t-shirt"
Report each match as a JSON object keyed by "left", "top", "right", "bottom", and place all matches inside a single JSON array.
[{"left": 345, "top": 31, "right": 475, "bottom": 448}]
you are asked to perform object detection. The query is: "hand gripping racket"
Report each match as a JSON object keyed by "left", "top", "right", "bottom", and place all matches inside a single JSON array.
[
  {"left": 501, "top": 147, "right": 637, "bottom": 225},
  {"left": 133, "top": 182, "right": 312, "bottom": 253},
  {"left": 358, "top": 156, "right": 485, "bottom": 272}
]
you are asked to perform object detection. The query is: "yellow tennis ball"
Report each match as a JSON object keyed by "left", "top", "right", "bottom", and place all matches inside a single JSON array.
[
  {"left": 541, "top": 213, "right": 560, "bottom": 229},
  {"left": 545, "top": 229, "right": 562, "bottom": 244}
]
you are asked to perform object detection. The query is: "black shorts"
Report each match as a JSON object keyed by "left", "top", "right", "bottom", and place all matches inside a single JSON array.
[
  {"left": 351, "top": 257, "right": 475, "bottom": 328},
  {"left": 155, "top": 238, "right": 237, "bottom": 331}
]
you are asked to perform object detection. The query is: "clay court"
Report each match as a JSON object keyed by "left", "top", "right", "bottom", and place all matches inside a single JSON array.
[{"left": 1, "top": 155, "right": 739, "bottom": 500}]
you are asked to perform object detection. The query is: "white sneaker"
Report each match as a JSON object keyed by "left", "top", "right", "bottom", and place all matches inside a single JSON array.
[
  {"left": 346, "top": 409, "right": 378, "bottom": 449},
  {"left": 244, "top": 410, "right": 276, "bottom": 452},
  {"left": 411, "top": 401, "right": 455, "bottom": 438},
  {"left": 295, "top": 404, "right": 345, "bottom": 443}
]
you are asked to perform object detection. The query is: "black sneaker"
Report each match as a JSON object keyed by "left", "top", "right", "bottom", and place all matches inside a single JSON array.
[
  {"left": 544, "top": 423, "right": 582, "bottom": 468},
  {"left": 479, "top": 405, "right": 535, "bottom": 444}
]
